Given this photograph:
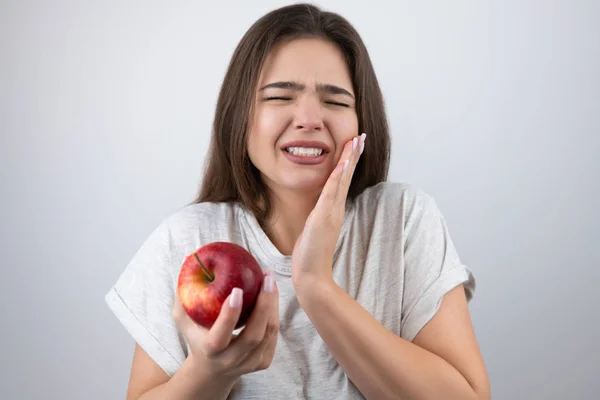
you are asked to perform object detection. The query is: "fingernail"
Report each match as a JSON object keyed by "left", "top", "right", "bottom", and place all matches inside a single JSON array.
[
  {"left": 264, "top": 276, "right": 274, "bottom": 293},
  {"left": 360, "top": 133, "right": 367, "bottom": 144},
  {"left": 230, "top": 288, "right": 243, "bottom": 308},
  {"left": 352, "top": 137, "right": 358, "bottom": 151},
  {"left": 359, "top": 141, "right": 365, "bottom": 155},
  {"left": 342, "top": 159, "right": 350, "bottom": 172}
]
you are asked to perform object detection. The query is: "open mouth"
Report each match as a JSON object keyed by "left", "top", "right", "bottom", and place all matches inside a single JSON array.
[
  {"left": 284, "top": 147, "right": 324, "bottom": 157},
  {"left": 282, "top": 147, "right": 328, "bottom": 165},
  {"left": 280, "top": 140, "right": 330, "bottom": 165}
]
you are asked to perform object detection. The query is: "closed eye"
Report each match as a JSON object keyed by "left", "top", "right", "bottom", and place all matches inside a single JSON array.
[
  {"left": 263, "top": 96, "right": 291, "bottom": 101},
  {"left": 263, "top": 97, "right": 349, "bottom": 107},
  {"left": 326, "top": 101, "right": 350, "bottom": 108}
]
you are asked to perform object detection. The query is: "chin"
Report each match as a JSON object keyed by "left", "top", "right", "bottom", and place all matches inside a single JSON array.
[{"left": 282, "top": 176, "right": 327, "bottom": 193}]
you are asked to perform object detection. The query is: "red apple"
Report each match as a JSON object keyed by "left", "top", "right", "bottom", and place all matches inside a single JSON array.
[{"left": 177, "top": 241, "right": 264, "bottom": 330}]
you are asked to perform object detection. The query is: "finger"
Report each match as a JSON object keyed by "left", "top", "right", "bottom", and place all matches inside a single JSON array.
[
  {"left": 267, "top": 270, "right": 279, "bottom": 335},
  {"left": 234, "top": 326, "right": 272, "bottom": 375},
  {"left": 236, "top": 318, "right": 279, "bottom": 374},
  {"left": 204, "top": 288, "right": 244, "bottom": 356},
  {"left": 258, "top": 325, "right": 279, "bottom": 370},
  {"left": 337, "top": 133, "right": 366, "bottom": 206},
  {"left": 271, "top": 272, "right": 280, "bottom": 323},
  {"left": 317, "top": 160, "right": 345, "bottom": 210},
  {"left": 228, "top": 273, "right": 277, "bottom": 358},
  {"left": 314, "top": 139, "right": 353, "bottom": 213},
  {"left": 338, "top": 134, "right": 358, "bottom": 168},
  {"left": 235, "top": 283, "right": 280, "bottom": 373},
  {"left": 315, "top": 136, "right": 358, "bottom": 213},
  {"left": 257, "top": 288, "right": 280, "bottom": 369}
]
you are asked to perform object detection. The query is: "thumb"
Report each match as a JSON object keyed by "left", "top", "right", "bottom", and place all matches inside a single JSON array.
[{"left": 205, "top": 288, "right": 244, "bottom": 355}]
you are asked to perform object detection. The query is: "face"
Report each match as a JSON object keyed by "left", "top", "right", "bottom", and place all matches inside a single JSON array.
[{"left": 247, "top": 38, "right": 358, "bottom": 197}]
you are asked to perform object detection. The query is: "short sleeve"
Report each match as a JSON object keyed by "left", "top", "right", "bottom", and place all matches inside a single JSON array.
[
  {"left": 399, "top": 191, "right": 476, "bottom": 342},
  {"left": 105, "top": 222, "right": 186, "bottom": 376}
]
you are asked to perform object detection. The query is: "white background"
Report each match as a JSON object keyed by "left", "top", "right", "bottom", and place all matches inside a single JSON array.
[{"left": 2, "top": 0, "right": 599, "bottom": 398}]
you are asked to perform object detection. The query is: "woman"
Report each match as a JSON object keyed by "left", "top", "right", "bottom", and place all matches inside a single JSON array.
[{"left": 106, "top": 3, "right": 490, "bottom": 399}]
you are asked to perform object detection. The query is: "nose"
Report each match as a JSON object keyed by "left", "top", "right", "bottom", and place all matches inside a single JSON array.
[{"left": 293, "top": 96, "right": 324, "bottom": 132}]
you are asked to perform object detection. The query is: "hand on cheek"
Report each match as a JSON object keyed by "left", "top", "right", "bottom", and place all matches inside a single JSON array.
[{"left": 291, "top": 133, "right": 367, "bottom": 293}]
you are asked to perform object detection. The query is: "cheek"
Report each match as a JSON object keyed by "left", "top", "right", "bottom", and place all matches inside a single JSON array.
[
  {"left": 248, "top": 107, "right": 289, "bottom": 160},
  {"left": 329, "top": 113, "right": 359, "bottom": 153},
  {"left": 251, "top": 108, "right": 289, "bottom": 146}
]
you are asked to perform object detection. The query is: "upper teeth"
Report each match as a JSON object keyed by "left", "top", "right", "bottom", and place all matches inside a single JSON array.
[{"left": 286, "top": 147, "right": 323, "bottom": 156}]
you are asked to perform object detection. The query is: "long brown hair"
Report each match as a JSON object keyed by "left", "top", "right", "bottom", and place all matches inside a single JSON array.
[{"left": 193, "top": 3, "right": 391, "bottom": 224}]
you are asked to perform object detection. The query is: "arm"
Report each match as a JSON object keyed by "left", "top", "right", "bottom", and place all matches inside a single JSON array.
[
  {"left": 297, "top": 282, "right": 490, "bottom": 400},
  {"left": 127, "top": 344, "right": 237, "bottom": 400},
  {"left": 128, "top": 274, "right": 279, "bottom": 400}
]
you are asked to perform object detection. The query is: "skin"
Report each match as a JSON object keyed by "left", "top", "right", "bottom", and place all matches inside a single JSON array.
[
  {"left": 251, "top": 37, "right": 491, "bottom": 399},
  {"left": 247, "top": 37, "right": 359, "bottom": 255},
  {"left": 126, "top": 37, "right": 490, "bottom": 400}
]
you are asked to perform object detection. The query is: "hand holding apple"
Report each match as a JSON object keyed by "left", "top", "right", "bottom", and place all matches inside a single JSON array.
[
  {"left": 172, "top": 254, "right": 280, "bottom": 380},
  {"left": 177, "top": 242, "right": 264, "bottom": 329}
]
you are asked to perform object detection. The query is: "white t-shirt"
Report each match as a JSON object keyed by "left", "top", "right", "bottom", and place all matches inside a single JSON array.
[{"left": 105, "top": 182, "right": 475, "bottom": 399}]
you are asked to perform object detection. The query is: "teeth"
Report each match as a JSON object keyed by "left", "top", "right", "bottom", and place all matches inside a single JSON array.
[{"left": 286, "top": 147, "right": 323, "bottom": 157}]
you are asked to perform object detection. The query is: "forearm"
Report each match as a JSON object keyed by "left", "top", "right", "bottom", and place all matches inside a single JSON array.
[
  {"left": 298, "top": 281, "right": 480, "bottom": 400},
  {"left": 138, "top": 355, "right": 237, "bottom": 400}
]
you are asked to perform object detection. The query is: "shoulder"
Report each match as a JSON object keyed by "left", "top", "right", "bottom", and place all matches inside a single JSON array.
[
  {"left": 349, "top": 182, "right": 449, "bottom": 240},
  {"left": 154, "top": 201, "right": 240, "bottom": 244},
  {"left": 164, "top": 201, "right": 238, "bottom": 226},
  {"left": 354, "top": 181, "right": 440, "bottom": 218}
]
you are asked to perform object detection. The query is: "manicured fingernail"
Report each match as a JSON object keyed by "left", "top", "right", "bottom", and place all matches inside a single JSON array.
[
  {"left": 360, "top": 133, "right": 367, "bottom": 144},
  {"left": 264, "top": 276, "right": 274, "bottom": 293},
  {"left": 359, "top": 141, "right": 365, "bottom": 155},
  {"left": 352, "top": 137, "right": 358, "bottom": 151},
  {"left": 230, "top": 288, "right": 243, "bottom": 308},
  {"left": 342, "top": 159, "right": 350, "bottom": 172}
]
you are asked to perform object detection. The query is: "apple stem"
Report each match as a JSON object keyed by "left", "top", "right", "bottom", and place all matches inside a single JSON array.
[{"left": 194, "top": 253, "right": 214, "bottom": 282}]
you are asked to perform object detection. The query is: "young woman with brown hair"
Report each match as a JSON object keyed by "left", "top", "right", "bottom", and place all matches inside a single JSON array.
[{"left": 106, "top": 4, "right": 490, "bottom": 399}]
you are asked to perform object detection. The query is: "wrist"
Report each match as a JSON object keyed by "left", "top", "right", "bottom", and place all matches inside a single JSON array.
[
  {"left": 295, "top": 278, "right": 338, "bottom": 309},
  {"left": 179, "top": 353, "right": 238, "bottom": 392}
]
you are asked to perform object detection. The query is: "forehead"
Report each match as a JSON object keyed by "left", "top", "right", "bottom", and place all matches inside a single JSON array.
[{"left": 258, "top": 38, "right": 353, "bottom": 91}]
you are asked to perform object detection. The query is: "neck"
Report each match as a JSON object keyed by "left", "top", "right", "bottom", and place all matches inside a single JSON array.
[{"left": 261, "top": 188, "right": 320, "bottom": 256}]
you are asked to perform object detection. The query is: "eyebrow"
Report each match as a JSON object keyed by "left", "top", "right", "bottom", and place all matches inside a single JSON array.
[{"left": 259, "top": 81, "right": 355, "bottom": 99}]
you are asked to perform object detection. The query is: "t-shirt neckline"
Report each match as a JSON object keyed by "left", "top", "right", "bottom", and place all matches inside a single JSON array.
[{"left": 235, "top": 200, "right": 356, "bottom": 276}]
